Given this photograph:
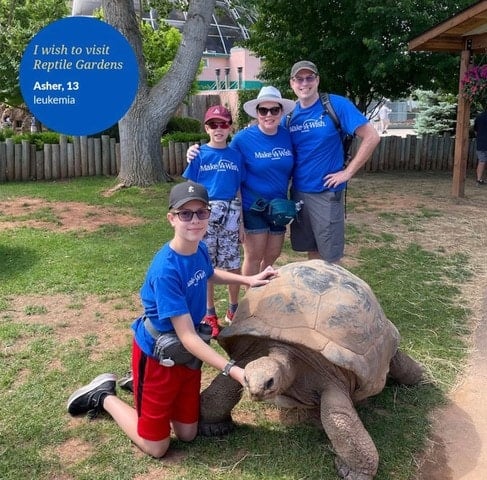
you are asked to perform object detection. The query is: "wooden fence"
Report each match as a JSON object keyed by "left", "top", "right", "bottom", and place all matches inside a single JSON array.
[
  {"left": 0, "top": 135, "right": 119, "bottom": 182},
  {"left": 0, "top": 133, "right": 478, "bottom": 183}
]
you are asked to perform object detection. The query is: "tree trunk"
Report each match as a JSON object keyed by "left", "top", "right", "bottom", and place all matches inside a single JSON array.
[
  {"left": 103, "top": 0, "right": 217, "bottom": 186},
  {"left": 118, "top": 91, "right": 170, "bottom": 186}
]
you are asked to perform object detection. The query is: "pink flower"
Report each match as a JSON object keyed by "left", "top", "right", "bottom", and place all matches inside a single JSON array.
[{"left": 462, "top": 65, "right": 487, "bottom": 103}]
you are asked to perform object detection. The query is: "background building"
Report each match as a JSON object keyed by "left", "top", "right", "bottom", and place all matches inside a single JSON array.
[{"left": 71, "top": 0, "right": 262, "bottom": 90}]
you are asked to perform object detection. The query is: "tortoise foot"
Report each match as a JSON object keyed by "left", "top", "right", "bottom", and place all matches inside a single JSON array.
[
  {"left": 335, "top": 457, "right": 374, "bottom": 480},
  {"left": 198, "top": 418, "right": 235, "bottom": 437}
]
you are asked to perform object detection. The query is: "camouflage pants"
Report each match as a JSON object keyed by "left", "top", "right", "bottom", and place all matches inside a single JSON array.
[{"left": 204, "top": 199, "right": 241, "bottom": 270}]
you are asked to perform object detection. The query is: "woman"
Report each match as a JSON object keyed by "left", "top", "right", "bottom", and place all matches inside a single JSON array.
[{"left": 234, "top": 86, "right": 295, "bottom": 277}]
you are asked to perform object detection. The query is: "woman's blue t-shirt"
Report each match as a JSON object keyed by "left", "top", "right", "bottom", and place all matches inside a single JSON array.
[{"left": 230, "top": 124, "right": 294, "bottom": 210}]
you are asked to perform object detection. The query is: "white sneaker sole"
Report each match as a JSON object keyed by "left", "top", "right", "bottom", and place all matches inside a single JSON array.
[{"left": 67, "top": 373, "right": 117, "bottom": 408}]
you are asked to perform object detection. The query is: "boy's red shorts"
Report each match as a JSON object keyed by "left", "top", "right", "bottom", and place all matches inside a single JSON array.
[{"left": 132, "top": 339, "right": 201, "bottom": 441}]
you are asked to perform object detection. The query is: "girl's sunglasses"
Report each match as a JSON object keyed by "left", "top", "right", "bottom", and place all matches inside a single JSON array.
[{"left": 206, "top": 121, "right": 231, "bottom": 129}]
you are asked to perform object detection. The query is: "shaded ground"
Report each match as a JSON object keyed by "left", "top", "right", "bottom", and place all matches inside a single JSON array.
[{"left": 1, "top": 171, "right": 486, "bottom": 479}]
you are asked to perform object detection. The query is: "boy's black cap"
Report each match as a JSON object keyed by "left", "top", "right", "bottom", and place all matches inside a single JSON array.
[{"left": 169, "top": 181, "right": 209, "bottom": 209}]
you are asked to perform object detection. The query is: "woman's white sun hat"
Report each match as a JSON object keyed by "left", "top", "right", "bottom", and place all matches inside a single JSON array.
[{"left": 243, "top": 86, "right": 296, "bottom": 118}]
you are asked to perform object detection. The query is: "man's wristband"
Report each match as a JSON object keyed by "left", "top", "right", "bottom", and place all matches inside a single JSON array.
[{"left": 222, "top": 359, "right": 236, "bottom": 376}]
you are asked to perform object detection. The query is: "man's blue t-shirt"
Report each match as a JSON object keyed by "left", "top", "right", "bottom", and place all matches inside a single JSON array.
[
  {"left": 230, "top": 124, "right": 294, "bottom": 210},
  {"left": 284, "top": 94, "right": 368, "bottom": 193},
  {"left": 132, "top": 241, "right": 214, "bottom": 356},
  {"left": 182, "top": 144, "right": 244, "bottom": 201}
]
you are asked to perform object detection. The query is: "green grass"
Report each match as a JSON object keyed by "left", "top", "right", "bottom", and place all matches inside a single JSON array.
[{"left": 0, "top": 174, "right": 474, "bottom": 479}]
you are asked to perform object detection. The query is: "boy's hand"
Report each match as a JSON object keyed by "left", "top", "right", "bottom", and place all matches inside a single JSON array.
[
  {"left": 186, "top": 144, "right": 200, "bottom": 163},
  {"left": 248, "top": 265, "right": 278, "bottom": 287}
]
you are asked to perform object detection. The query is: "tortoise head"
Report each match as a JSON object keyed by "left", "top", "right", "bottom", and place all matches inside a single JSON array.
[{"left": 244, "top": 355, "right": 296, "bottom": 401}]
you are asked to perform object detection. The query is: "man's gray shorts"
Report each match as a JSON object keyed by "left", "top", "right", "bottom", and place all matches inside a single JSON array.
[
  {"left": 477, "top": 150, "right": 487, "bottom": 162},
  {"left": 290, "top": 189, "right": 345, "bottom": 263}
]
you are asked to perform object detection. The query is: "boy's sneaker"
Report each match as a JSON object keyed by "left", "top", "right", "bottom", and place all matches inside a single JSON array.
[
  {"left": 118, "top": 372, "right": 134, "bottom": 393},
  {"left": 204, "top": 314, "right": 221, "bottom": 338},
  {"left": 224, "top": 309, "right": 235, "bottom": 324},
  {"left": 476, "top": 179, "right": 485, "bottom": 186},
  {"left": 67, "top": 373, "right": 117, "bottom": 417}
]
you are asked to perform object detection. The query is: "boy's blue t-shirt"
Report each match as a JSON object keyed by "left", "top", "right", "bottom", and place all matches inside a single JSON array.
[
  {"left": 132, "top": 241, "right": 214, "bottom": 356},
  {"left": 230, "top": 124, "right": 294, "bottom": 210},
  {"left": 284, "top": 94, "right": 368, "bottom": 193},
  {"left": 183, "top": 144, "right": 244, "bottom": 201}
]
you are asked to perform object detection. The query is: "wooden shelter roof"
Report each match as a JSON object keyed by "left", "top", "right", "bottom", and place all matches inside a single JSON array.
[
  {"left": 409, "top": 1, "right": 487, "bottom": 53},
  {"left": 408, "top": 1, "right": 487, "bottom": 197}
]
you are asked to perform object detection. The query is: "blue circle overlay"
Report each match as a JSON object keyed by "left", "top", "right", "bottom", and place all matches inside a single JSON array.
[{"left": 20, "top": 17, "right": 139, "bottom": 136}]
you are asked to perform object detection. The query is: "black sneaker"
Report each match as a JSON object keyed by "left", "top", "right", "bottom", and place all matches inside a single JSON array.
[
  {"left": 67, "top": 373, "right": 117, "bottom": 417},
  {"left": 476, "top": 179, "right": 485, "bottom": 186},
  {"left": 118, "top": 372, "right": 134, "bottom": 393}
]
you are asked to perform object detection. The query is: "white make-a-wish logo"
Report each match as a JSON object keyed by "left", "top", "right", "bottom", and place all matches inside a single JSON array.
[{"left": 188, "top": 269, "right": 206, "bottom": 287}]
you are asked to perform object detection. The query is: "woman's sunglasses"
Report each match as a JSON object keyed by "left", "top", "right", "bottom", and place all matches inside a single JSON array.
[{"left": 257, "top": 106, "right": 282, "bottom": 116}]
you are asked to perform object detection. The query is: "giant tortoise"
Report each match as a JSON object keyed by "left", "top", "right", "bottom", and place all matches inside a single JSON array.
[{"left": 200, "top": 260, "right": 424, "bottom": 480}]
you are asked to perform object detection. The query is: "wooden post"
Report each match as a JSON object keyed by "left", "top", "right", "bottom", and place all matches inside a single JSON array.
[
  {"left": 94, "top": 138, "right": 102, "bottom": 175},
  {"left": 44, "top": 143, "right": 52, "bottom": 180},
  {"left": 0, "top": 142, "right": 6, "bottom": 182},
  {"left": 80, "top": 136, "right": 88, "bottom": 176},
  {"left": 21, "top": 140, "right": 30, "bottom": 180},
  {"left": 101, "top": 135, "right": 110, "bottom": 176},
  {"left": 59, "top": 135, "right": 68, "bottom": 179},
  {"left": 452, "top": 48, "right": 471, "bottom": 197},
  {"left": 110, "top": 137, "right": 117, "bottom": 175},
  {"left": 73, "top": 136, "right": 81, "bottom": 177}
]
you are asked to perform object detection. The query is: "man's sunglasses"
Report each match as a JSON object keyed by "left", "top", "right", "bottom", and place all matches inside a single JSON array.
[
  {"left": 257, "top": 106, "right": 282, "bottom": 116},
  {"left": 172, "top": 208, "right": 211, "bottom": 222},
  {"left": 292, "top": 74, "right": 317, "bottom": 84},
  {"left": 206, "top": 121, "right": 231, "bottom": 129}
]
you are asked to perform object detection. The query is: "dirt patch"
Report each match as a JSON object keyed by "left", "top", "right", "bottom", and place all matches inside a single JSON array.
[
  {"left": 0, "top": 196, "right": 144, "bottom": 232},
  {"left": 5, "top": 293, "right": 137, "bottom": 350}
]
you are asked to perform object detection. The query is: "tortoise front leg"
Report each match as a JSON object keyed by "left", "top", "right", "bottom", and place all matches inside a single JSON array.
[
  {"left": 320, "top": 384, "right": 378, "bottom": 480},
  {"left": 199, "top": 372, "right": 243, "bottom": 436}
]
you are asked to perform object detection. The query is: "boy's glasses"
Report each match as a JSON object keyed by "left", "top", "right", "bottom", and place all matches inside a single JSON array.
[
  {"left": 206, "top": 121, "right": 231, "bottom": 129},
  {"left": 292, "top": 74, "right": 317, "bottom": 84},
  {"left": 172, "top": 208, "right": 211, "bottom": 222},
  {"left": 257, "top": 106, "right": 282, "bottom": 116}
]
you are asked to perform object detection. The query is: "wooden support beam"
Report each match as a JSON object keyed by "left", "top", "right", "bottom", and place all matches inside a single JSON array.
[{"left": 452, "top": 48, "right": 471, "bottom": 197}]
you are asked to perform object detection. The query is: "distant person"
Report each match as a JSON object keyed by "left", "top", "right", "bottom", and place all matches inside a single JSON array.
[
  {"left": 378, "top": 102, "right": 392, "bottom": 134},
  {"left": 67, "top": 181, "right": 277, "bottom": 459},
  {"left": 183, "top": 105, "right": 244, "bottom": 335},
  {"left": 474, "top": 109, "right": 487, "bottom": 186}
]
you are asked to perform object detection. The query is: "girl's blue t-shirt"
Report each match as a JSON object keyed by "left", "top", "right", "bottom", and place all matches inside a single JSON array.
[
  {"left": 132, "top": 241, "right": 214, "bottom": 356},
  {"left": 182, "top": 144, "right": 244, "bottom": 201},
  {"left": 230, "top": 124, "right": 294, "bottom": 210},
  {"left": 284, "top": 94, "right": 368, "bottom": 192}
]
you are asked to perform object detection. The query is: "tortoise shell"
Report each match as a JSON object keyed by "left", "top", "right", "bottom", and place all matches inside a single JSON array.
[{"left": 218, "top": 260, "right": 400, "bottom": 400}]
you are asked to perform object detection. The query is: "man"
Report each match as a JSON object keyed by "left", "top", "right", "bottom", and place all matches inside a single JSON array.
[
  {"left": 474, "top": 109, "right": 487, "bottom": 186},
  {"left": 285, "top": 60, "right": 380, "bottom": 263}
]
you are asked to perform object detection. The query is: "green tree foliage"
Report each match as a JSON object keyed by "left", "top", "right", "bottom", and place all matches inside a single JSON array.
[
  {"left": 141, "top": 22, "right": 182, "bottom": 86},
  {"left": 0, "top": 0, "right": 68, "bottom": 105},
  {"left": 242, "top": 0, "right": 472, "bottom": 112},
  {"left": 413, "top": 89, "right": 457, "bottom": 135}
]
